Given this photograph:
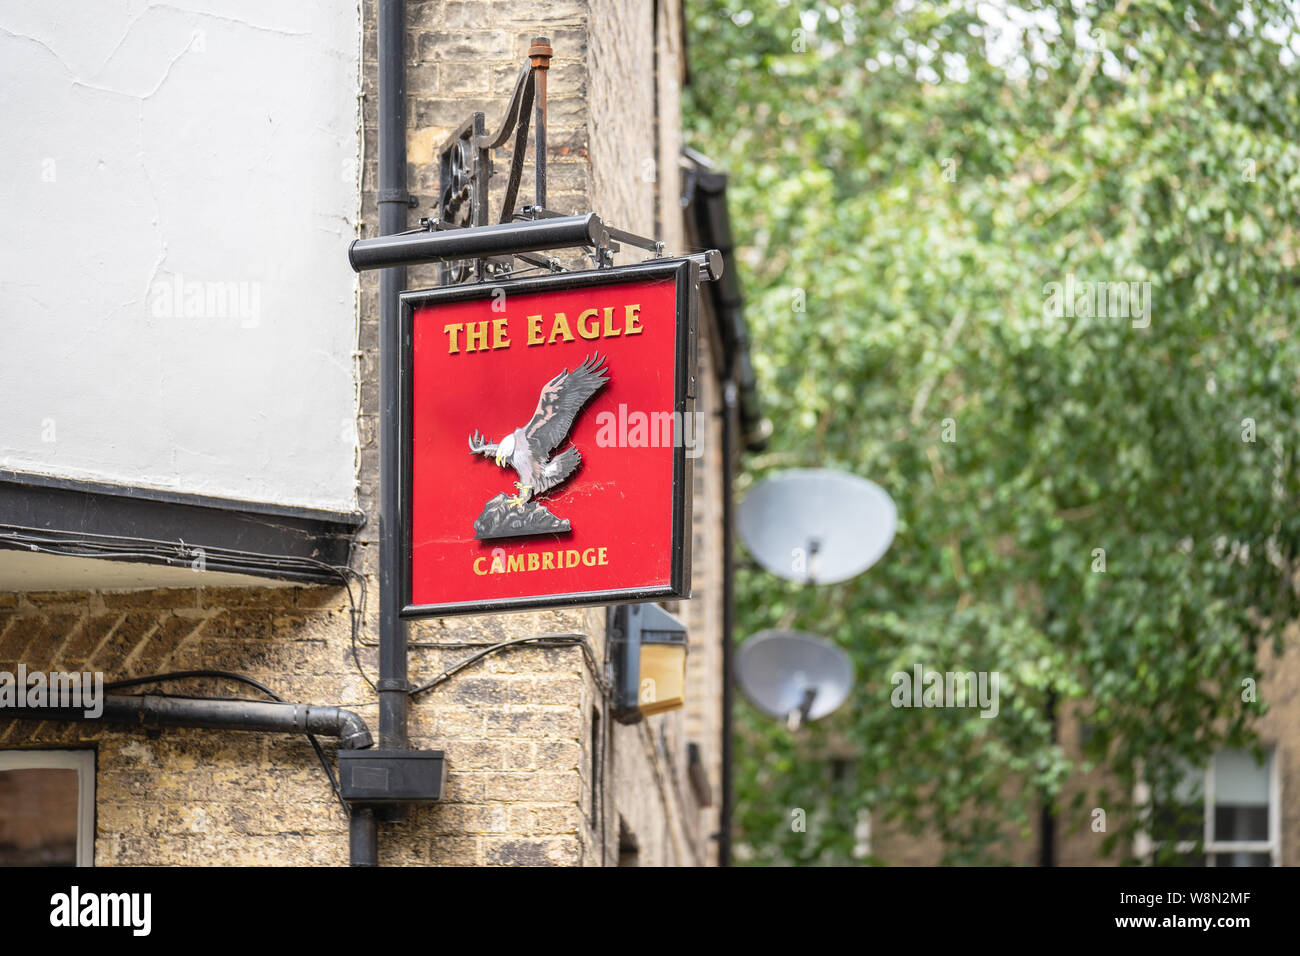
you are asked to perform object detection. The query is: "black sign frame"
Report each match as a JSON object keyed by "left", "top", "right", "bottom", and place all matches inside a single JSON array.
[{"left": 397, "top": 257, "right": 698, "bottom": 618}]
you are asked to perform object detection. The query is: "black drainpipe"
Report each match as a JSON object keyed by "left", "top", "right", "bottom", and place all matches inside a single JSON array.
[
  {"left": 4, "top": 694, "right": 377, "bottom": 863},
  {"left": 1040, "top": 688, "right": 1057, "bottom": 867},
  {"left": 719, "top": 381, "right": 739, "bottom": 866},
  {"left": 6, "top": 695, "right": 372, "bottom": 746},
  {"left": 683, "top": 152, "right": 768, "bottom": 866},
  {"left": 376, "top": 0, "right": 409, "bottom": 757},
  {"left": 350, "top": 806, "right": 378, "bottom": 866}
]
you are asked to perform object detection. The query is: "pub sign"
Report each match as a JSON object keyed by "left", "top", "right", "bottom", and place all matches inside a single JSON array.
[{"left": 400, "top": 258, "right": 697, "bottom": 616}]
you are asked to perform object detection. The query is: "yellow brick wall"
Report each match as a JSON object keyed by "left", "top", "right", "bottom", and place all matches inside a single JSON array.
[{"left": 0, "top": 587, "right": 358, "bottom": 865}]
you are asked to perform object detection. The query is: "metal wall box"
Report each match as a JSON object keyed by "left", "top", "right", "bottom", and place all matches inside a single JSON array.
[{"left": 338, "top": 749, "right": 447, "bottom": 804}]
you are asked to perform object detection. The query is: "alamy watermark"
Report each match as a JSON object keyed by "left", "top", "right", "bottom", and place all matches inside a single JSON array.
[
  {"left": 50, "top": 886, "right": 151, "bottom": 936},
  {"left": 890, "top": 664, "right": 999, "bottom": 718},
  {"left": 149, "top": 272, "right": 261, "bottom": 328},
  {"left": 0, "top": 666, "right": 104, "bottom": 719},
  {"left": 594, "top": 404, "right": 707, "bottom": 459},
  {"left": 1043, "top": 274, "right": 1151, "bottom": 328}
]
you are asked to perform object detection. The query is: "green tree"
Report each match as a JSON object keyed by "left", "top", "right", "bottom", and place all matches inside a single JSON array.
[{"left": 684, "top": 0, "right": 1300, "bottom": 864}]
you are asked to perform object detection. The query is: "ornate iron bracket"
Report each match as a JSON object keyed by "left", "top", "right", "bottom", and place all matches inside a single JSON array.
[
  {"left": 438, "top": 37, "right": 550, "bottom": 282},
  {"left": 410, "top": 36, "right": 707, "bottom": 286}
]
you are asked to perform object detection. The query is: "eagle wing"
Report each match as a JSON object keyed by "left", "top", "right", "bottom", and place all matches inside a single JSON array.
[
  {"left": 533, "top": 446, "right": 582, "bottom": 496},
  {"left": 523, "top": 353, "right": 609, "bottom": 457}
]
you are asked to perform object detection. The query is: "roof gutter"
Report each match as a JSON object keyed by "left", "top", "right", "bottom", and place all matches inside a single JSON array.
[{"left": 681, "top": 149, "right": 771, "bottom": 452}]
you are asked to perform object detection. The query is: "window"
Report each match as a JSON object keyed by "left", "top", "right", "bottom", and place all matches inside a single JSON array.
[
  {"left": 1205, "top": 749, "right": 1277, "bottom": 866},
  {"left": 0, "top": 750, "right": 95, "bottom": 867},
  {"left": 1136, "top": 748, "right": 1279, "bottom": 866}
]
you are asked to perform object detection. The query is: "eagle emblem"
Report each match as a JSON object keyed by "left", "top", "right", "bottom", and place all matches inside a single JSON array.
[{"left": 467, "top": 354, "right": 609, "bottom": 539}]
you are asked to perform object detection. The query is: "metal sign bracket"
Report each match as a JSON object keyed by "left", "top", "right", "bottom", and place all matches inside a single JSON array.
[{"left": 428, "top": 36, "right": 684, "bottom": 286}]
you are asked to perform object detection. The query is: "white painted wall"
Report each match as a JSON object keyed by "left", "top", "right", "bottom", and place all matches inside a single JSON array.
[{"left": 0, "top": 1, "right": 361, "bottom": 512}]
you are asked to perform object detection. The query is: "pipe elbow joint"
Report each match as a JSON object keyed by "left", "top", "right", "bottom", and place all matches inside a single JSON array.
[{"left": 336, "top": 708, "right": 374, "bottom": 750}]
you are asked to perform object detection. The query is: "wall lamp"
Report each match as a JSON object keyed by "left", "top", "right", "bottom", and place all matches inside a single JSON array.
[{"left": 611, "top": 603, "right": 689, "bottom": 724}]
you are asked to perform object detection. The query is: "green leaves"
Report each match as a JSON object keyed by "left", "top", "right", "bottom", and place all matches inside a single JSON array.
[{"left": 689, "top": 0, "right": 1300, "bottom": 864}]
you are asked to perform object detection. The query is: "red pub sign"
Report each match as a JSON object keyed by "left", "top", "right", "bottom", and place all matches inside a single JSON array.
[{"left": 400, "top": 259, "right": 697, "bottom": 616}]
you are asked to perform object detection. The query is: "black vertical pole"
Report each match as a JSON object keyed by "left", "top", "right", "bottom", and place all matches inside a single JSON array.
[
  {"left": 1040, "top": 688, "right": 1057, "bottom": 866},
  {"left": 719, "top": 381, "right": 738, "bottom": 866},
  {"left": 377, "top": 0, "right": 409, "bottom": 752}
]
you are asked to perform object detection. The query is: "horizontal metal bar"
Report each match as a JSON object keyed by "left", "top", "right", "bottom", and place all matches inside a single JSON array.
[
  {"left": 489, "top": 248, "right": 720, "bottom": 282},
  {"left": 349, "top": 214, "right": 606, "bottom": 272},
  {"left": 525, "top": 207, "right": 716, "bottom": 278},
  {"left": 606, "top": 224, "right": 662, "bottom": 254},
  {"left": 524, "top": 206, "right": 659, "bottom": 253}
]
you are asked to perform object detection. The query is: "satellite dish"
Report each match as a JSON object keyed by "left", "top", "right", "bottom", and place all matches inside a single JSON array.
[
  {"left": 737, "top": 469, "right": 896, "bottom": 584},
  {"left": 737, "top": 630, "right": 854, "bottom": 729}
]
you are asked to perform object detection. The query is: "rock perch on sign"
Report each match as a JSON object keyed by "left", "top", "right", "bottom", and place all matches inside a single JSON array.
[{"left": 473, "top": 494, "right": 571, "bottom": 540}]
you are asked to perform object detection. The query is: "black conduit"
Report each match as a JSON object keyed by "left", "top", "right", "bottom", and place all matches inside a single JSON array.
[
  {"left": 376, "top": 0, "right": 410, "bottom": 758},
  {"left": 4, "top": 694, "right": 372, "bottom": 748},
  {"left": 350, "top": 807, "right": 378, "bottom": 866},
  {"left": 720, "top": 382, "right": 739, "bottom": 866}
]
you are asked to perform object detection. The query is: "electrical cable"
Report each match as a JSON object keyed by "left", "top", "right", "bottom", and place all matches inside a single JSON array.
[
  {"left": 0, "top": 525, "right": 379, "bottom": 695},
  {"left": 0, "top": 530, "right": 346, "bottom": 588},
  {"left": 407, "top": 633, "right": 608, "bottom": 699},
  {"left": 105, "top": 669, "right": 280, "bottom": 698}
]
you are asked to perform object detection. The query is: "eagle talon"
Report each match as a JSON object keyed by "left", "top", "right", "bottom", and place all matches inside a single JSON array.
[{"left": 505, "top": 483, "right": 533, "bottom": 508}]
